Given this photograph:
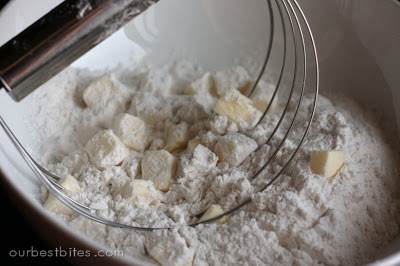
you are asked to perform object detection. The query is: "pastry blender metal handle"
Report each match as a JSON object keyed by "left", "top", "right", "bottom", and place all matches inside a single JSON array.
[{"left": 0, "top": 0, "right": 157, "bottom": 101}]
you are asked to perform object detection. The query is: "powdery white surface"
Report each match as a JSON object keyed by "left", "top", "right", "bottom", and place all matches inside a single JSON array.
[{"left": 26, "top": 62, "right": 400, "bottom": 266}]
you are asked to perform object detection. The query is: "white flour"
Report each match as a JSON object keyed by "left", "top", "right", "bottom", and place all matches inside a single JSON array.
[{"left": 26, "top": 62, "right": 400, "bottom": 265}]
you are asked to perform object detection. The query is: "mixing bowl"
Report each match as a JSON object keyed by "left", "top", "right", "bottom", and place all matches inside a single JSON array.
[{"left": 0, "top": 0, "right": 399, "bottom": 264}]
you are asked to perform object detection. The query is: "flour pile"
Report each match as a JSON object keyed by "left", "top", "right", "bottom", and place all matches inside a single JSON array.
[{"left": 26, "top": 62, "right": 400, "bottom": 265}]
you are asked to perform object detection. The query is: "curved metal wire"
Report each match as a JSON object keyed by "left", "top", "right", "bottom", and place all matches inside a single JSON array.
[
  {"left": 0, "top": 117, "right": 97, "bottom": 213},
  {"left": 0, "top": 0, "right": 319, "bottom": 229},
  {"left": 255, "top": 0, "right": 288, "bottom": 123},
  {"left": 0, "top": 116, "right": 168, "bottom": 230},
  {"left": 247, "top": 0, "right": 275, "bottom": 98},
  {"left": 250, "top": 0, "right": 303, "bottom": 182},
  {"left": 192, "top": 0, "right": 295, "bottom": 219},
  {"left": 191, "top": 0, "right": 320, "bottom": 224}
]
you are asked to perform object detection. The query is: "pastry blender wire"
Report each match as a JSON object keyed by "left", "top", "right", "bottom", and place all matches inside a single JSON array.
[{"left": 0, "top": 0, "right": 318, "bottom": 229}]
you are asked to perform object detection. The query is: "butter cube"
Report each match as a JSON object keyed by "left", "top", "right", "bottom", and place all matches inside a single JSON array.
[
  {"left": 191, "top": 145, "right": 218, "bottom": 172},
  {"left": 214, "top": 133, "right": 258, "bottom": 167},
  {"left": 142, "top": 150, "right": 178, "bottom": 191},
  {"left": 187, "top": 137, "right": 206, "bottom": 152},
  {"left": 183, "top": 72, "right": 216, "bottom": 96},
  {"left": 310, "top": 150, "right": 345, "bottom": 178},
  {"left": 250, "top": 80, "right": 278, "bottom": 113},
  {"left": 214, "top": 66, "right": 251, "bottom": 96},
  {"left": 133, "top": 180, "right": 153, "bottom": 198},
  {"left": 113, "top": 113, "right": 146, "bottom": 152},
  {"left": 122, "top": 152, "right": 142, "bottom": 178},
  {"left": 164, "top": 122, "right": 190, "bottom": 152},
  {"left": 83, "top": 75, "right": 129, "bottom": 115},
  {"left": 85, "top": 130, "right": 130, "bottom": 169},
  {"left": 114, "top": 180, "right": 157, "bottom": 201},
  {"left": 198, "top": 204, "right": 227, "bottom": 224},
  {"left": 44, "top": 175, "right": 80, "bottom": 215},
  {"left": 113, "top": 181, "right": 134, "bottom": 199},
  {"left": 213, "top": 89, "right": 261, "bottom": 127}
]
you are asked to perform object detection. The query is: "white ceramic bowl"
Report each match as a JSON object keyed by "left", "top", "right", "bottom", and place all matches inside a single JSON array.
[{"left": 0, "top": 0, "right": 399, "bottom": 265}]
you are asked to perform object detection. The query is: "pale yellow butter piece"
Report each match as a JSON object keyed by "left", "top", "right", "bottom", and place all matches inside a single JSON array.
[
  {"left": 113, "top": 180, "right": 154, "bottom": 200},
  {"left": 214, "top": 66, "right": 251, "bottom": 96},
  {"left": 198, "top": 204, "right": 227, "bottom": 224},
  {"left": 113, "top": 113, "right": 146, "bottom": 152},
  {"left": 213, "top": 89, "right": 261, "bottom": 126},
  {"left": 183, "top": 72, "right": 216, "bottom": 95},
  {"left": 164, "top": 122, "right": 190, "bottom": 152},
  {"left": 83, "top": 75, "right": 128, "bottom": 112},
  {"left": 44, "top": 175, "right": 80, "bottom": 215},
  {"left": 310, "top": 150, "right": 345, "bottom": 178},
  {"left": 113, "top": 181, "right": 134, "bottom": 199},
  {"left": 142, "top": 150, "right": 178, "bottom": 192},
  {"left": 187, "top": 137, "right": 206, "bottom": 152},
  {"left": 133, "top": 180, "right": 152, "bottom": 198},
  {"left": 85, "top": 130, "right": 130, "bottom": 169},
  {"left": 122, "top": 151, "right": 142, "bottom": 179},
  {"left": 250, "top": 80, "right": 278, "bottom": 113},
  {"left": 214, "top": 133, "right": 258, "bottom": 167}
]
